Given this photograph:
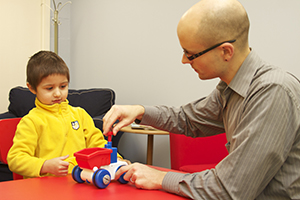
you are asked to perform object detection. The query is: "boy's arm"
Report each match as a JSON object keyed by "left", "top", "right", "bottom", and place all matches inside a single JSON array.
[{"left": 7, "top": 117, "right": 46, "bottom": 178}]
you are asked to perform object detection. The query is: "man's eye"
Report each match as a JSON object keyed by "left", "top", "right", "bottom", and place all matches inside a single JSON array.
[{"left": 183, "top": 50, "right": 191, "bottom": 56}]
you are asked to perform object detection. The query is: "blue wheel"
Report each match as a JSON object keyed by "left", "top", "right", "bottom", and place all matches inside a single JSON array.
[
  {"left": 72, "top": 165, "right": 84, "bottom": 183},
  {"left": 93, "top": 169, "right": 111, "bottom": 189},
  {"left": 116, "top": 165, "right": 129, "bottom": 184}
]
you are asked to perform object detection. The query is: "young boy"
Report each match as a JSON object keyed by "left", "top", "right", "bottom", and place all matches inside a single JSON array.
[{"left": 7, "top": 51, "right": 125, "bottom": 178}]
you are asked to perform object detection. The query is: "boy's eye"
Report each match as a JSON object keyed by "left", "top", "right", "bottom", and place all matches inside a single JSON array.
[
  {"left": 46, "top": 87, "right": 53, "bottom": 90},
  {"left": 61, "top": 85, "right": 67, "bottom": 89}
]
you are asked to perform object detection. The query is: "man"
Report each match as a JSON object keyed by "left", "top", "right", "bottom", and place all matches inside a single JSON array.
[{"left": 103, "top": 0, "right": 300, "bottom": 199}]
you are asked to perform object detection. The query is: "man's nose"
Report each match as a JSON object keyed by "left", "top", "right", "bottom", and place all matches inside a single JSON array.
[{"left": 181, "top": 54, "right": 193, "bottom": 64}]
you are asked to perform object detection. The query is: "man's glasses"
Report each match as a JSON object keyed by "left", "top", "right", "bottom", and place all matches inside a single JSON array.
[{"left": 184, "top": 39, "right": 236, "bottom": 61}]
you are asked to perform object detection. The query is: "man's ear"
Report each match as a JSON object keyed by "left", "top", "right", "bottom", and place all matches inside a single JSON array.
[
  {"left": 27, "top": 82, "right": 36, "bottom": 95},
  {"left": 221, "top": 43, "right": 234, "bottom": 62}
]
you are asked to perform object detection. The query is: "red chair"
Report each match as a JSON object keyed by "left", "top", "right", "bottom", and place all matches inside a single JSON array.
[
  {"left": 0, "top": 118, "right": 23, "bottom": 180},
  {"left": 169, "top": 132, "right": 228, "bottom": 173}
]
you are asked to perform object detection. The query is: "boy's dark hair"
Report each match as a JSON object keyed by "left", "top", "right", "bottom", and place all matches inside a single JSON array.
[{"left": 26, "top": 51, "right": 70, "bottom": 91}]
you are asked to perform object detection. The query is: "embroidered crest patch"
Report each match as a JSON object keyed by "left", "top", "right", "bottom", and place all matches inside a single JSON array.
[{"left": 71, "top": 121, "right": 80, "bottom": 130}]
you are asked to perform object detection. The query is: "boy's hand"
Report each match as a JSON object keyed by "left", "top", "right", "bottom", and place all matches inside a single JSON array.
[{"left": 40, "top": 155, "right": 70, "bottom": 176}]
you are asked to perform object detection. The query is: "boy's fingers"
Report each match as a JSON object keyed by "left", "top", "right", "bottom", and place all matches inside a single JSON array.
[{"left": 61, "top": 155, "right": 69, "bottom": 160}]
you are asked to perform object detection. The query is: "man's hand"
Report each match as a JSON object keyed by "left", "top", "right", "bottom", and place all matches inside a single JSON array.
[
  {"left": 115, "top": 163, "right": 167, "bottom": 190},
  {"left": 103, "top": 105, "right": 145, "bottom": 135},
  {"left": 40, "top": 155, "right": 70, "bottom": 176}
]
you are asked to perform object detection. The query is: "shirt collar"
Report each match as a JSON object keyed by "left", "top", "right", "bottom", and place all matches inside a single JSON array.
[
  {"left": 218, "top": 50, "right": 264, "bottom": 98},
  {"left": 35, "top": 98, "right": 69, "bottom": 113}
]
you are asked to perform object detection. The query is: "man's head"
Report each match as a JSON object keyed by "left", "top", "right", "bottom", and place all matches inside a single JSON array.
[
  {"left": 26, "top": 51, "right": 70, "bottom": 105},
  {"left": 177, "top": 0, "right": 250, "bottom": 84}
]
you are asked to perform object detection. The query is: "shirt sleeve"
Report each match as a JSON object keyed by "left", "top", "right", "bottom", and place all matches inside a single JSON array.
[
  {"left": 162, "top": 170, "right": 231, "bottom": 199},
  {"left": 142, "top": 89, "right": 225, "bottom": 137}
]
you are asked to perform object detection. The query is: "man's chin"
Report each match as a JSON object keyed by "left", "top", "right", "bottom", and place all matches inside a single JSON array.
[{"left": 198, "top": 74, "right": 218, "bottom": 81}]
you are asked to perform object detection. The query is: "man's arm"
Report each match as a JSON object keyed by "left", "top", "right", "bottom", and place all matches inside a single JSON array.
[{"left": 141, "top": 91, "right": 225, "bottom": 137}]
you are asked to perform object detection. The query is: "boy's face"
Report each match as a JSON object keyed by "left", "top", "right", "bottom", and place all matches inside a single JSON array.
[{"left": 28, "top": 74, "right": 69, "bottom": 105}]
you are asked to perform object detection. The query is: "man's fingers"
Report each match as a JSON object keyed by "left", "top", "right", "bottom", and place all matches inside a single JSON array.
[
  {"left": 112, "top": 120, "right": 132, "bottom": 135},
  {"left": 103, "top": 105, "right": 145, "bottom": 135},
  {"left": 102, "top": 110, "right": 115, "bottom": 135},
  {"left": 103, "top": 106, "right": 123, "bottom": 135},
  {"left": 115, "top": 163, "right": 140, "bottom": 184},
  {"left": 115, "top": 164, "right": 131, "bottom": 180}
]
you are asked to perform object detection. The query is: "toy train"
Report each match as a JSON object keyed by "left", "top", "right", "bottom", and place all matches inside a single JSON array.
[{"left": 72, "top": 133, "right": 128, "bottom": 189}]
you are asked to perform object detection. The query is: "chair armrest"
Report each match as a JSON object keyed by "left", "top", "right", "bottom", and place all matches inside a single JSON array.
[{"left": 0, "top": 112, "right": 17, "bottom": 119}]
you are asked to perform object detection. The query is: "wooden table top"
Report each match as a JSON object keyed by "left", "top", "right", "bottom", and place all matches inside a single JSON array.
[{"left": 120, "top": 125, "right": 169, "bottom": 135}]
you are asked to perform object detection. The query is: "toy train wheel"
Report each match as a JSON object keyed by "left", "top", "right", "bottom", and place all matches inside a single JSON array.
[
  {"left": 93, "top": 169, "right": 111, "bottom": 189},
  {"left": 116, "top": 165, "right": 129, "bottom": 184},
  {"left": 72, "top": 165, "right": 84, "bottom": 183}
]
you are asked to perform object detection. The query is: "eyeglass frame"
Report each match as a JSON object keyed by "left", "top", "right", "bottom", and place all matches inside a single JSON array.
[{"left": 184, "top": 39, "right": 236, "bottom": 61}]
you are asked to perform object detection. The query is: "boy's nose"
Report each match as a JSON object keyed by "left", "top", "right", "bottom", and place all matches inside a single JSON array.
[{"left": 54, "top": 88, "right": 61, "bottom": 97}]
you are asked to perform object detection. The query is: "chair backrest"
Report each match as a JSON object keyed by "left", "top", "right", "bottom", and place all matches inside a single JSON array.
[
  {"left": 169, "top": 132, "right": 228, "bottom": 171},
  {"left": 0, "top": 118, "right": 23, "bottom": 180}
]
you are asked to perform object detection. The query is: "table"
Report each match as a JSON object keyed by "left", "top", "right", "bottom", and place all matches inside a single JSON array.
[
  {"left": 120, "top": 125, "right": 169, "bottom": 165},
  {"left": 0, "top": 167, "right": 186, "bottom": 200}
]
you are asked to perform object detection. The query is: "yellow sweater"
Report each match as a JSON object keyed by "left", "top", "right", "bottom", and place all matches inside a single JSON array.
[{"left": 7, "top": 98, "right": 107, "bottom": 178}]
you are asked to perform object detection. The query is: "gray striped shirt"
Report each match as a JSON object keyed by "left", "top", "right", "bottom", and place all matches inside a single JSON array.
[{"left": 142, "top": 50, "right": 300, "bottom": 199}]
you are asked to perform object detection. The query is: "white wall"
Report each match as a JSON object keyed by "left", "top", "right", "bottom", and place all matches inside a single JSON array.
[
  {"left": 242, "top": 0, "right": 300, "bottom": 75},
  {"left": 0, "top": 0, "right": 50, "bottom": 113},
  {"left": 50, "top": 0, "right": 71, "bottom": 68},
  {"left": 69, "top": 0, "right": 204, "bottom": 168},
  {"left": 57, "top": 0, "right": 300, "bottom": 168}
]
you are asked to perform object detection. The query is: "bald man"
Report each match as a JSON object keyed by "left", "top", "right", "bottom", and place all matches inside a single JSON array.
[{"left": 103, "top": 0, "right": 300, "bottom": 199}]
